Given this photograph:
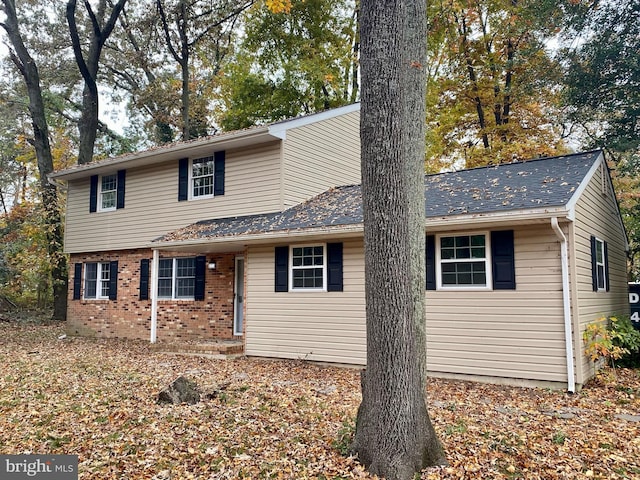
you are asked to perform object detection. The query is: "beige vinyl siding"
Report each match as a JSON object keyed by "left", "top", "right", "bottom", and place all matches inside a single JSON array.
[
  {"left": 426, "top": 225, "right": 568, "bottom": 383},
  {"left": 64, "top": 142, "right": 283, "bottom": 253},
  {"left": 245, "top": 226, "right": 569, "bottom": 384},
  {"left": 571, "top": 163, "right": 629, "bottom": 384},
  {"left": 282, "top": 110, "right": 360, "bottom": 207},
  {"left": 245, "top": 239, "right": 366, "bottom": 365}
]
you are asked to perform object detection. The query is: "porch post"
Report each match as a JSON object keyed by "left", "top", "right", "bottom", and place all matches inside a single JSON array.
[{"left": 150, "top": 248, "right": 159, "bottom": 343}]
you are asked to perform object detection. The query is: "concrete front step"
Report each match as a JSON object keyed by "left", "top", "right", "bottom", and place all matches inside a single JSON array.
[{"left": 150, "top": 340, "right": 244, "bottom": 358}]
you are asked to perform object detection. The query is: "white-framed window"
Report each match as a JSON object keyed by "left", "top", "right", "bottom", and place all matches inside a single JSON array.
[
  {"left": 290, "top": 244, "right": 326, "bottom": 291},
  {"left": 84, "top": 262, "right": 110, "bottom": 299},
  {"left": 158, "top": 257, "right": 196, "bottom": 299},
  {"left": 191, "top": 156, "right": 215, "bottom": 198},
  {"left": 437, "top": 233, "right": 491, "bottom": 289},
  {"left": 98, "top": 174, "right": 117, "bottom": 211},
  {"left": 594, "top": 237, "right": 607, "bottom": 291}
]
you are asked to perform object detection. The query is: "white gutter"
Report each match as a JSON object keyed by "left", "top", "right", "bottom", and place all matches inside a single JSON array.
[
  {"left": 47, "top": 175, "right": 68, "bottom": 191},
  {"left": 425, "top": 206, "right": 571, "bottom": 228},
  {"left": 551, "top": 217, "right": 576, "bottom": 393},
  {"left": 49, "top": 127, "right": 273, "bottom": 181},
  {"left": 150, "top": 249, "right": 159, "bottom": 343}
]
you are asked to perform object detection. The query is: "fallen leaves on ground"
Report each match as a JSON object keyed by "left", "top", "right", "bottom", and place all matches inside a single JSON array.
[{"left": 1, "top": 323, "right": 639, "bottom": 479}]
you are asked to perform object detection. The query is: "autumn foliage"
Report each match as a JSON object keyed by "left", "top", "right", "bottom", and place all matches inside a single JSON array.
[{"left": 1, "top": 323, "right": 639, "bottom": 479}]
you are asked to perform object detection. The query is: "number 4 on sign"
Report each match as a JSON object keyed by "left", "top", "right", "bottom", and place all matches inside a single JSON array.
[{"left": 631, "top": 312, "right": 640, "bottom": 324}]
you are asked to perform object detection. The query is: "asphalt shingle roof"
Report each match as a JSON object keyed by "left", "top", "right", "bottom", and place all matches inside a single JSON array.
[
  {"left": 155, "top": 151, "right": 601, "bottom": 244},
  {"left": 425, "top": 150, "right": 599, "bottom": 217}
]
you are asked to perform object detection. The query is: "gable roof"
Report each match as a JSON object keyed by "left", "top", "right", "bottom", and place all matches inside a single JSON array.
[
  {"left": 49, "top": 103, "right": 361, "bottom": 182},
  {"left": 153, "top": 150, "right": 604, "bottom": 247}
]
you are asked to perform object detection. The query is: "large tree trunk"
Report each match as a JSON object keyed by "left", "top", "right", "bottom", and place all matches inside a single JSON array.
[
  {"left": 1, "top": 0, "right": 68, "bottom": 320},
  {"left": 67, "top": 0, "right": 127, "bottom": 164},
  {"left": 351, "top": 0, "right": 447, "bottom": 478}
]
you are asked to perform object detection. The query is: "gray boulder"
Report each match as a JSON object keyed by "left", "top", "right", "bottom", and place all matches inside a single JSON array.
[{"left": 157, "top": 375, "right": 200, "bottom": 405}]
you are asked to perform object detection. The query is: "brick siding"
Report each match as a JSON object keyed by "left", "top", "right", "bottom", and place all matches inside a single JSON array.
[{"left": 67, "top": 248, "right": 244, "bottom": 342}]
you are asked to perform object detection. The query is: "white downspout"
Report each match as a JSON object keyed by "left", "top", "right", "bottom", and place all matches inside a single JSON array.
[
  {"left": 551, "top": 217, "right": 576, "bottom": 393},
  {"left": 150, "top": 248, "right": 159, "bottom": 343}
]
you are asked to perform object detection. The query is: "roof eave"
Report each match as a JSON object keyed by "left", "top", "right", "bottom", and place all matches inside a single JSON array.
[
  {"left": 149, "top": 223, "right": 365, "bottom": 251},
  {"left": 49, "top": 127, "right": 274, "bottom": 181},
  {"left": 425, "top": 206, "right": 572, "bottom": 229},
  {"left": 50, "top": 103, "right": 362, "bottom": 182},
  {"left": 150, "top": 206, "right": 573, "bottom": 251}
]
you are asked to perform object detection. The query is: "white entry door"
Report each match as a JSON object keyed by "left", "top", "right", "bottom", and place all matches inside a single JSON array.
[{"left": 233, "top": 257, "right": 244, "bottom": 336}]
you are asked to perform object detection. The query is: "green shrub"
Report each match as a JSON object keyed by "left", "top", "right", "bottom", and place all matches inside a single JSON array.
[
  {"left": 610, "top": 315, "right": 640, "bottom": 367},
  {"left": 584, "top": 315, "right": 640, "bottom": 368}
]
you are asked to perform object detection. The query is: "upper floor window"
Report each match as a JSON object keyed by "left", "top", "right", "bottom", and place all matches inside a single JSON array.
[
  {"left": 89, "top": 170, "right": 125, "bottom": 213},
  {"left": 438, "top": 234, "right": 489, "bottom": 288},
  {"left": 84, "top": 262, "right": 110, "bottom": 299},
  {"left": 99, "top": 174, "right": 117, "bottom": 211},
  {"left": 178, "top": 152, "right": 225, "bottom": 201},
  {"left": 158, "top": 257, "right": 196, "bottom": 299},
  {"left": 192, "top": 156, "right": 215, "bottom": 198}
]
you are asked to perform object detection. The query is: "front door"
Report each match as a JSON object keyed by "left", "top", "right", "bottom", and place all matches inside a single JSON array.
[{"left": 233, "top": 257, "right": 245, "bottom": 336}]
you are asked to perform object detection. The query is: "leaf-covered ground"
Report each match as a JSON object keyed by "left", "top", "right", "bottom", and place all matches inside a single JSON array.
[{"left": 1, "top": 323, "right": 639, "bottom": 479}]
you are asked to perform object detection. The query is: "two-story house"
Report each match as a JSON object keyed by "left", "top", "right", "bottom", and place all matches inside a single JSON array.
[{"left": 50, "top": 104, "right": 629, "bottom": 391}]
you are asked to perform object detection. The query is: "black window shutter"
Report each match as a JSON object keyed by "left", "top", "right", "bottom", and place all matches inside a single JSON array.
[
  {"left": 327, "top": 242, "right": 343, "bottom": 292},
  {"left": 194, "top": 255, "right": 206, "bottom": 300},
  {"left": 139, "top": 259, "right": 150, "bottom": 301},
  {"left": 214, "top": 151, "right": 225, "bottom": 196},
  {"left": 116, "top": 169, "right": 126, "bottom": 209},
  {"left": 604, "top": 241, "right": 610, "bottom": 292},
  {"left": 491, "top": 230, "right": 516, "bottom": 290},
  {"left": 73, "top": 263, "right": 82, "bottom": 300},
  {"left": 178, "top": 158, "right": 189, "bottom": 201},
  {"left": 590, "top": 235, "right": 598, "bottom": 292},
  {"left": 89, "top": 175, "right": 98, "bottom": 213},
  {"left": 108, "top": 261, "right": 118, "bottom": 300},
  {"left": 426, "top": 235, "right": 436, "bottom": 290},
  {"left": 274, "top": 246, "right": 289, "bottom": 292}
]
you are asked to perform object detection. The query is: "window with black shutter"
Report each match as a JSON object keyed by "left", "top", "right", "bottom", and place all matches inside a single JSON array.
[
  {"left": 428, "top": 230, "right": 516, "bottom": 290},
  {"left": 274, "top": 243, "right": 344, "bottom": 292}
]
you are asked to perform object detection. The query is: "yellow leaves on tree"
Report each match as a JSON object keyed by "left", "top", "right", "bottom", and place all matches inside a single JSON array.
[
  {"left": 265, "top": 0, "right": 292, "bottom": 14},
  {"left": 583, "top": 316, "right": 628, "bottom": 366}
]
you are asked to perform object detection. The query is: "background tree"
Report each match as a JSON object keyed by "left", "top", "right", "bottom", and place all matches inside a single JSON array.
[
  {"left": 352, "top": 0, "right": 446, "bottom": 477},
  {"left": 0, "top": 0, "right": 68, "bottom": 319},
  {"left": 215, "top": 0, "right": 359, "bottom": 129},
  {"left": 425, "top": 0, "right": 569, "bottom": 170},
  {"left": 562, "top": 0, "right": 640, "bottom": 279},
  {"left": 0, "top": 95, "right": 26, "bottom": 213},
  {"left": 155, "top": 0, "right": 253, "bottom": 140},
  {"left": 66, "top": 0, "right": 128, "bottom": 164}
]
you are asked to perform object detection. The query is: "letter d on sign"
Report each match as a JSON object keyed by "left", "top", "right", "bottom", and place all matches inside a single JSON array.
[{"left": 630, "top": 293, "right": 639, "bottom": 304}]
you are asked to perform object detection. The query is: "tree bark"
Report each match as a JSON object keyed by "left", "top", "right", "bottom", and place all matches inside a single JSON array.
[
  {"left": 1, "top": 0, "right": 68, "bottom": 320},
  {"left": 457, "top": 12, "right": 490, "bottom": 150},
  {"left": 352, "top": 0, "right": 447, "bottom": 478}
]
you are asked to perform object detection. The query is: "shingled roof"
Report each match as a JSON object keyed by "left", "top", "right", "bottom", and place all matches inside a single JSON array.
[
  {"left": 425, "top": 150, "right": 600, "bottom": 217},
  {"left": 154, "top": 150, "right": 602, "bottom": 244}
]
